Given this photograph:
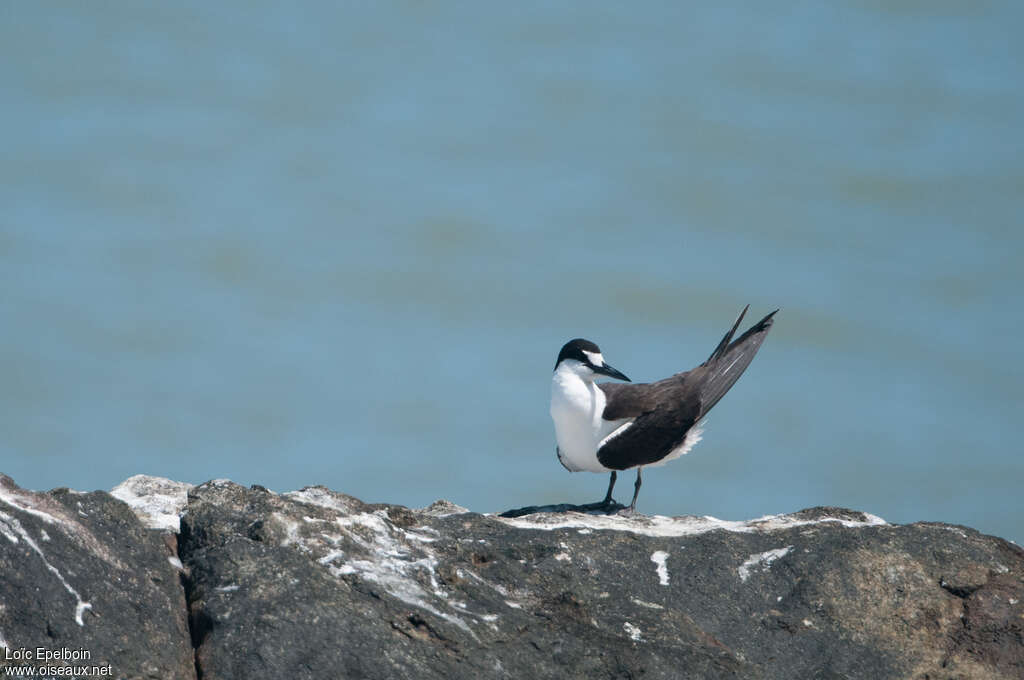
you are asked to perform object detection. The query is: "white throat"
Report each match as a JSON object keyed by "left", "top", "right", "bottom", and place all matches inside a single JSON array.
[{"left": 550, "top": 362, "right": 628, "bottom": 473}]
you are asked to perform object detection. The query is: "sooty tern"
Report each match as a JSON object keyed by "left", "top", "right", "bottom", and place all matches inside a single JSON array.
[{"left": 550, "top": 305, "right": 776, "bottom": 513}]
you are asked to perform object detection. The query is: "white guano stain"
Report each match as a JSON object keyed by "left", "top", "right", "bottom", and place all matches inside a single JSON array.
[
  {"left": 0, "top": 510, "right": 92, "bottom": 626},
  {"left": 1, "top": 485, "right": 124, "bottom": 570},
  {"left": 623, "top": 622, "right": 642, "bottom": 641},
  {"left": 276, "top": 506, "right": 481, "bottom": 639},
  {"left": 284, "top": 487, "right": 361, "bottom": 515},
  {"left": 738, "top": 546, "right": 793, "bottom": 582},
  {"left": 109, "top": 475, "right": 193, "bottom": 533},
  {"left": 650, "top": 551, "right": 670, "bottom": 586},
  {"left": 0, "top": 487, "right": 69, "bottom": 527},
  {"left": 496, "top": 510, "right": 886, "bottom": 537}
]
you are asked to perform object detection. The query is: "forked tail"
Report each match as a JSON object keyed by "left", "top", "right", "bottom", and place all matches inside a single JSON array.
[{"left": 699, "top": 306, "right": 777, "bottom": 417}]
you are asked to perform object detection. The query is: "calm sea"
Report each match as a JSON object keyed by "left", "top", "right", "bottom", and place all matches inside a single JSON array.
[{"left": 2, "top": 2, "right": 1021, "bottom": 541}]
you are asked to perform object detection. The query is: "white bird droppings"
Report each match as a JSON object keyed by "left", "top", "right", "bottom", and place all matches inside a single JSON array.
[
  {"left": 110, "top": 475, "right": 193, "bottom": 533},
  {"left": 281, "top": 507, "right": 480, "bottom": 639},
  {"left": 623, "top": 622, "right": 642, "bottom": 641},
  {"left": 738, "top": 546, "right": 793, "bottom": 582},
  {"left": 650, "top": 551, "right": 670, "bottom": 586},
  {"left": 0, "top": 510, "right": 91, "bottom": 626},
  {"left": 0, "top": 487, "right": 68, "bottom": 527},
  {"left": 496, "top": 510, "right": 886, "bottom": 537},
  {"left": 317, "top": 550, "right": 346, "bottom": 566},
  {"left": 75, "top": 602, "right": 92, "bottom": 626}
]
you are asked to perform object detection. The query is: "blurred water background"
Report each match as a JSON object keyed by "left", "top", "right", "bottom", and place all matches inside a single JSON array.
[{"left": 2, "top": 2, "right": 1021, "bottom": 541}]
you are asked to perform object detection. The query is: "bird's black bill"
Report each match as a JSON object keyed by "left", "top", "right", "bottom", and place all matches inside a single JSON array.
[{"left": 594, "top": 363, "right": 631, "bottom": 382}]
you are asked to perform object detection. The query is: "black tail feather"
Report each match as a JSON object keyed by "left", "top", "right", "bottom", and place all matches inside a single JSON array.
[
  {"left": 706, "top": 304, "right": 749, "bottom": 364},
  {"left": 699, "top": 308, "right": 777, "bottom": 418}
]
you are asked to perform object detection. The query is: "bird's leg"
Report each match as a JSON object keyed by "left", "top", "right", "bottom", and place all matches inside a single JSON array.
[
  {"left": 627, "top": 468, "right": 642, "bottom": 512},
  {"left": 601, "top": 471, "right": 617, "bottom": 508}
]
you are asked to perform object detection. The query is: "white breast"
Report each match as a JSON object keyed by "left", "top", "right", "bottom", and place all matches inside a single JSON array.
[{"left": 550, "top": 364, "right": 629, "bottom": 473}]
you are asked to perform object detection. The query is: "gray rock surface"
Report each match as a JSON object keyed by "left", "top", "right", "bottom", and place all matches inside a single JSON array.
[
  {"left": 0, "top": 474, "right": 194, "bottom": 679},
  {"left": 2, "top": 473, "right": 1023, "bottom": 679},
  {"left": 179, "top": 481, "right": 1023, "bottom": 680}
]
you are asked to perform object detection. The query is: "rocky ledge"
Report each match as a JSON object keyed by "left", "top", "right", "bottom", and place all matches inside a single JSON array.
[{"left": 1, "top": 474, "right": 1022, "bottom": 680}]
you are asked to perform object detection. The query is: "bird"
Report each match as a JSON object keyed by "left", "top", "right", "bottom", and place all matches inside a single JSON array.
[{"left": 549, "top": 305, "right": 777, "bottom": 513}]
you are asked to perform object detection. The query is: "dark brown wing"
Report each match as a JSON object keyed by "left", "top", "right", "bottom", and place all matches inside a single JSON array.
[
  {"left": 596, "top": 374, "right": 703, "bottom": 470},
  {"left": 598, "top": 381, "right": 659, "bottom": 420},
  {"left": 593, "top": 307, "right": 777, "bottom": 470}
]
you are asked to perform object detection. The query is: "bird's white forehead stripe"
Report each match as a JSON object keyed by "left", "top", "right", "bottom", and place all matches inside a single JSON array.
[{"left": 582, "top": 350, "right": 604, "bottom": 366}]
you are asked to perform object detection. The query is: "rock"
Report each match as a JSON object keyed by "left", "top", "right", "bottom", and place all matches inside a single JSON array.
[
  {"left": 3, "top": 473, "right": 1023, "bottom": 679},
  {"left": 110, "top": 474, "right": 193, "bottom": 533},
  {"left": 0, "top": 474, "right": 194, "bottom": 679},
  {"left": 178, "top": 481, "right": 1024, "bottom": 680}
]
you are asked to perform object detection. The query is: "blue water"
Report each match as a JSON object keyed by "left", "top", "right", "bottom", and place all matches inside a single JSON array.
[{"left": 2, "top": 2, "right": 1022, "bottom": 542}]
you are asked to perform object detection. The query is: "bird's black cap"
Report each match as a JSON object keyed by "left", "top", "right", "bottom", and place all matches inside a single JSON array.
[{"left": 555, "top": 338, "right": 602, "bottom": 369}]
